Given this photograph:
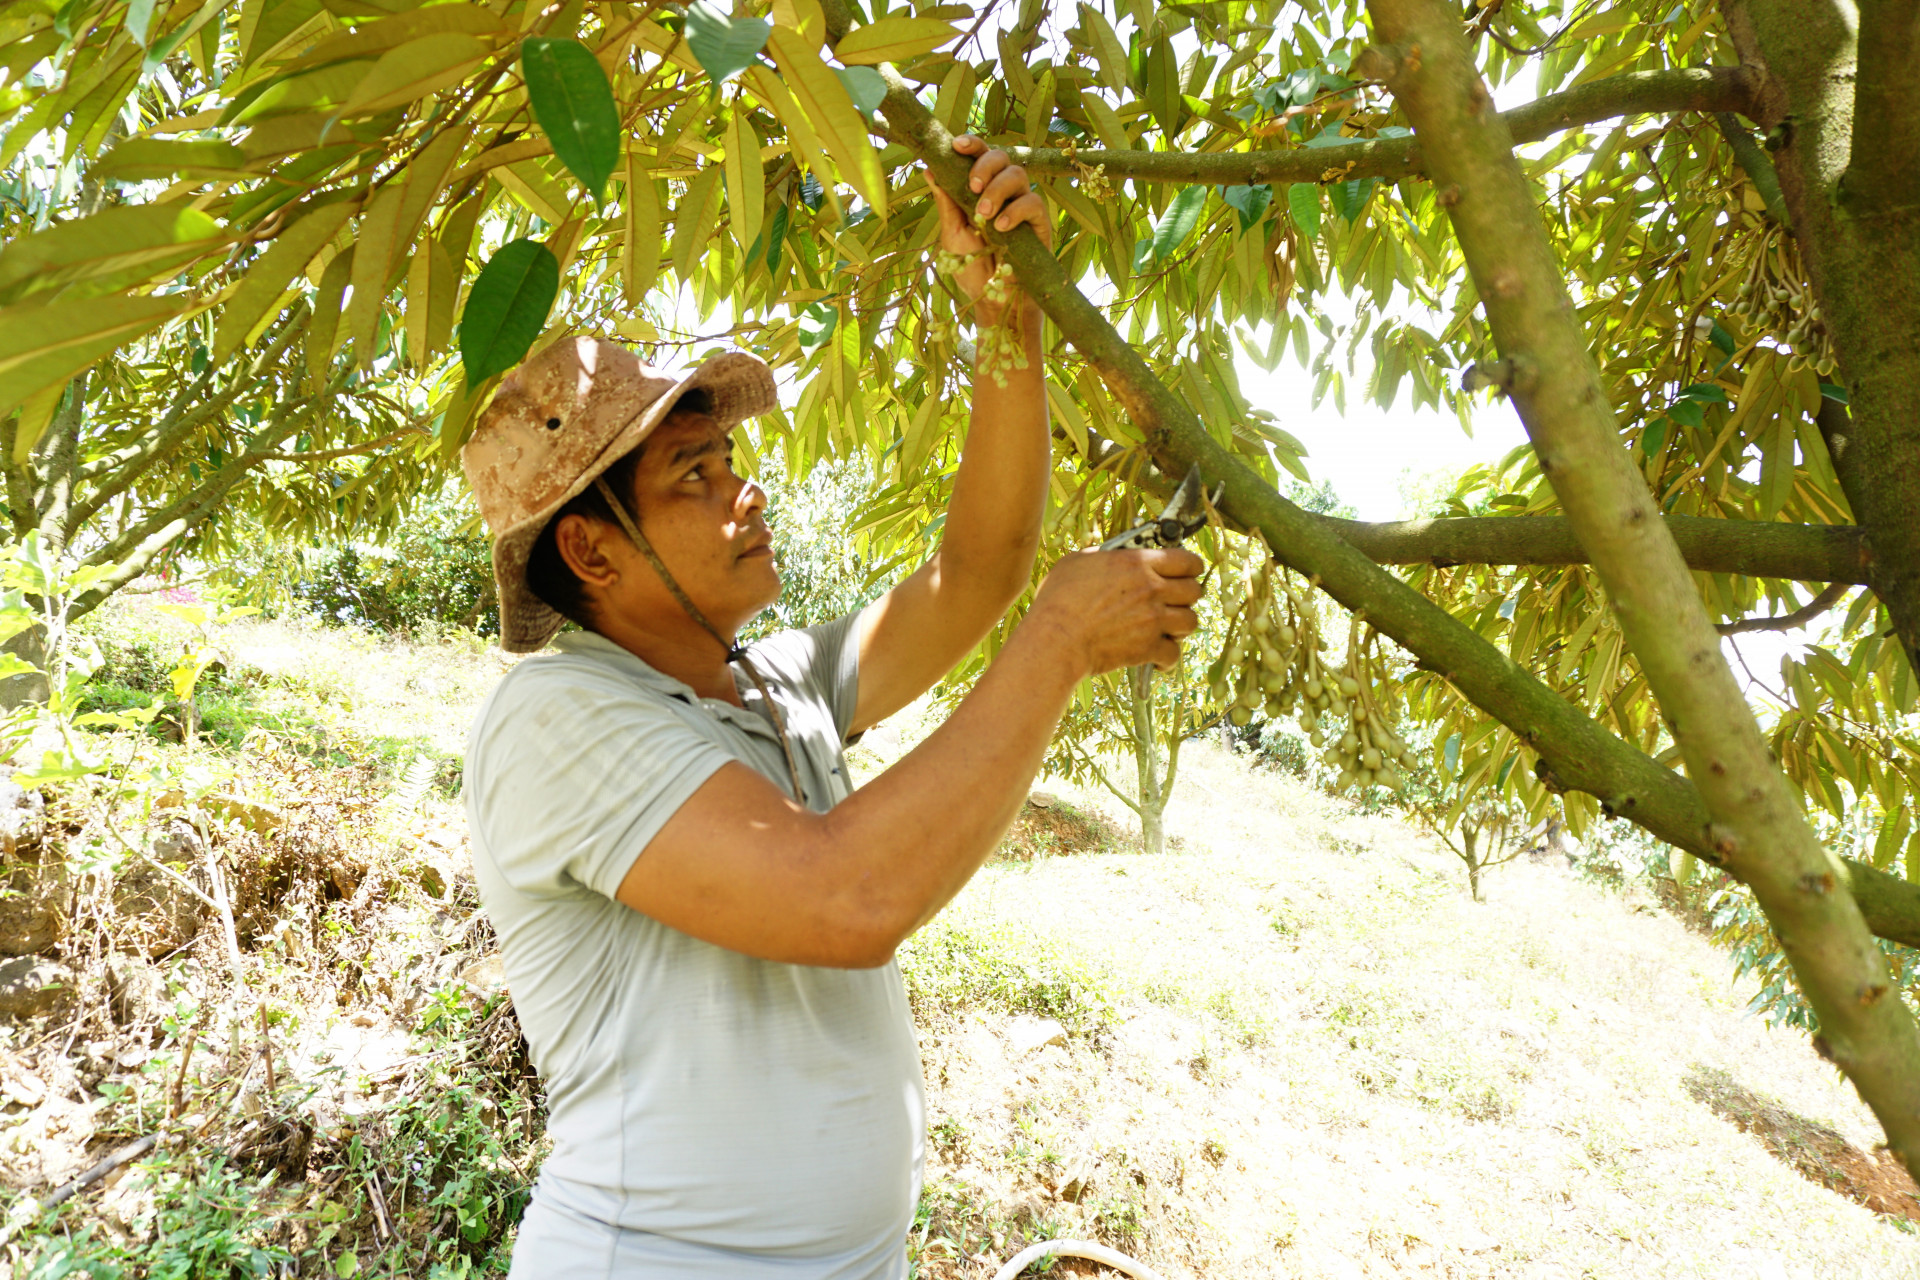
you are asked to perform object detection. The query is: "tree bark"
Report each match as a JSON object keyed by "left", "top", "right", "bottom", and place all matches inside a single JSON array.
[
  {"left": 1318, "top": 512, "right": 1867, "bottom": 582},
  {"left": 1724, "top": 0, "right": 1920, "bottom": 681},
  {"left": 1369, "top": 0, "right": 1920, "bottom": 1175}
]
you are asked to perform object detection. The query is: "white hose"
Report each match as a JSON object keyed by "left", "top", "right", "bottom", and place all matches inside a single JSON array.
[{"left": 990, "top": 1238, "right": 1168, "bottom": 1280}]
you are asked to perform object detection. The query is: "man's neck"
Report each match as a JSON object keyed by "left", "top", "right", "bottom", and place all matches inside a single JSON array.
[{"left": 595, "top": 618, "right": 742, "bottom": 705}]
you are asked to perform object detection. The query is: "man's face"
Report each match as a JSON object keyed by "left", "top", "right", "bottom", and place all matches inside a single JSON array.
[{"left": 612, "top": 408, "right": 781, "bottom": 635}]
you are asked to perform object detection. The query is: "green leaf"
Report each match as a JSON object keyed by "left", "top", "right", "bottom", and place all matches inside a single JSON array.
[
  {"left": 1675, "top": 382, "right": 1728, "bottom": 404},
  {"left": 522, "top": 36, "right": 621, "bottom": 203},
  {"left": 124, "top": 0, "right": 158, "bottom": 45},
  {"left": 798, "top": 301, "right": 837, "bottom": 352},
  {"left": 1150, "top": 185, "right": 1207, "bottom": 262},
  {"left": 1819, "top": 381, "right": 1849, "bottom": 404},
  {"left": 1640, "top": 417, "right": 1669, "bottom": 457},
  {"left": 1329, "top": 177, "right": 1376, "bottom": 222},
  {"left": 685, "top": 0, "right": 771, "bottom": 86},
  {"left": 1285, "top": 182, "right": 1321, "bottom": 238},
  {"left": 1666, "top": 400, "right": 1705, "bottom": 428},
  {"left": 1220, "top": 183, "right": 1270, "bottom": 231},
  {"left": 459, "top": 238, "right": 560, "bottom": 388},
  {"left": 833, "top": 65, "right": 886, "bottom": 118}
]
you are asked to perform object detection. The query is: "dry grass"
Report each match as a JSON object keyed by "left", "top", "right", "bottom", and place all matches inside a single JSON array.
[{"left": 893, "top": 738, "right": 1920, "bottom": 1279}]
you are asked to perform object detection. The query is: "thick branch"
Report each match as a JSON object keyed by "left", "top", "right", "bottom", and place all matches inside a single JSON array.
[
  {"left": 1323, "top": 512, "right": 1868, "bottom": 582},
  {"left": 1713, "top": 113, "right": 1790, "bottom": 226},
  {"left": 1002, "top": 66, "right": 1759, "bottom": 187},
  {"left": 882, "top": 69, "right": 1920, "bottom": 958},
  {"left": 1369, "top": 0, "right": 1920, "bottom": 1176},
  {"left": 1715, "top": 582, "right": 1851, "bottom": 636}
]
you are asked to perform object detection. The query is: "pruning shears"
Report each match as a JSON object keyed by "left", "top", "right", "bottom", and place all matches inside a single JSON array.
[{"left": 1099, "top": 464, "right": 1218, "bottom": 551}]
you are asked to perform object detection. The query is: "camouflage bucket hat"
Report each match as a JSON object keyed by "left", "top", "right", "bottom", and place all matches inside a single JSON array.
[{"left": 461, "top": 337, "right": 779, "bottom": 653}]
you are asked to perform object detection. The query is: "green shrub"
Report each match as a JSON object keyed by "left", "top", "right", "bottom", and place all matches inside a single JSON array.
[{"left": 292, "top": 486, "right": 495, "bottom": 637}]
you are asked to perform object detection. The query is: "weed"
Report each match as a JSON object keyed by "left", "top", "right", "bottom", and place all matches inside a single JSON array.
[{"left": 898, "top": 918, "right": 1119, "bottom": 1038}]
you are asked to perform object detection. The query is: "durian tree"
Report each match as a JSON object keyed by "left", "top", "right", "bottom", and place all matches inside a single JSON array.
[{"left": 3, "top": 0, "right": 1919, "bottom": 1166}]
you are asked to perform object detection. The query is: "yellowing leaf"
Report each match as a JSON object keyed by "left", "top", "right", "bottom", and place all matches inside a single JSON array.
[
  {"left": 394, "top": 128, "right": 466, "bottom": 256},
  {"left": 767, "top": 25, "right": 886, "bottom": 217},
  {"left": 309, "top": 246, "right": 355, "bottom": 382},
  {"left": 347, "top": 181, "right": 406, "bottom": 368},
  {"left": 771, "top": 0, "right": 825, "bottom": 42},
  {"left": 405, "top": 237, "right": 455, "bottom": 367},
  {"left": 9, "top": 380, "right": 64, "bottom": 465},
  {"left": 0, "top": 201, "right": 223, "bottom": 305},
  {"left": 1078, "top": 4, "right": 1129, "bottom": 94},
  {"left": 340, "top": 33, "right": 489, "bottom": 118},
  {"left": 622, "top": 155, "right": 663, "bottom": 306},
  {"left": 744, "top": 63, "right": 844, "bottom": 221},
  {"left": 284, "top": 4, "right": 506, "bottom": 74},
  {"left": 214, "top": 199, "right": 356, "bottom": 362},
  {"left": 0, "top": 294, "right": 190, "bottom": 419},
  {"left": 726, "top": 110, "right": 765, "bottom": 256},
  {"left": 670, "top": 166, "right": 723, "bottom": 282},
  {"left": 833, "top": 15, "right": 958, "bottom": 65},
  {"left": 497, "top": 159, "right": 571, "bottom": 224}
]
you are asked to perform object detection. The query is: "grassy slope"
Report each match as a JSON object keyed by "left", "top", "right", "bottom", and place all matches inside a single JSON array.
[
  {"left": 6, "top": 613, "right": 1917, "bottom": 1278},
  {"left": 863, "top": 719, "right": 1920, "bottom": 1278}
]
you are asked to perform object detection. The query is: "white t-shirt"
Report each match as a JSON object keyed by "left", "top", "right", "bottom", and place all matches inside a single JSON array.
[{"left": 464, "top": 617, "right": 924, "bottom": 1279}]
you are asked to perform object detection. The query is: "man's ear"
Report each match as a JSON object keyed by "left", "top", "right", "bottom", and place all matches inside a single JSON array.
[{"left": 554, "top": 513, "right": 620, "bottom": 591}]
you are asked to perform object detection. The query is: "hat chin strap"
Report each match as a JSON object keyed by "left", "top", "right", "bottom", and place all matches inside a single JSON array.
[{"left": 592, "top": 477, "right": 808, "bottom": 806}]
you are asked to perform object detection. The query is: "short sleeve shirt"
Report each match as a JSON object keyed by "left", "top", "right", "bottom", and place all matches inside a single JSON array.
[{"left": 463, "top": 614, "right": 924, "bottom": 1277}]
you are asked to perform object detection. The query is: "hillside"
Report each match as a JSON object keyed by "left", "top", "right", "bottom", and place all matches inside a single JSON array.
[{"left": 2, "top": 609, "right": 1916, "bottom": 1278}]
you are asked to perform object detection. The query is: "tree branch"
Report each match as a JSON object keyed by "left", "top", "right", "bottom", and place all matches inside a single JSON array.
[
  {"left": 1713, "top": 113, "right": 1790, "bottom": 227},
  {"left": 73, "top": 387, "right": 342, "bottom": 617},
  {"left": 881, "top": 64, "right": 1920, "bottom": 951},
  {"left": 1323, "top": 512, "right": 1869, "bottom": 582},
  {"left": 71, "top": 306, "right": 312, "bottom": 531},
  {"left": 1715, "top": 582, "right": 1851, "bottom": 636},
  {"left": 1367, "top": 0, "right": 1920, "bottom": 1176},
  {"left": 998, "top": 66, "right": 1759, "bottom": 187}
]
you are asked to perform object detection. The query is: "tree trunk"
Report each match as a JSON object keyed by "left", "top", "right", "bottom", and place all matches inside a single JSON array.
[
  {"left": 1723, "top": 0, "right": 1920, "bottom": 681},
  {"left": 0, "top": 624, "right": 49, "bottom": 712},
  {"left": 1370, "top": 0, "right": 1920, "bottom": 1176},
  {"left": 1129, "top": 666, "right": 1165, "bottom": 856},
  {"left": 1463, "top": 824, "right": 1484, "bottom": 902}
]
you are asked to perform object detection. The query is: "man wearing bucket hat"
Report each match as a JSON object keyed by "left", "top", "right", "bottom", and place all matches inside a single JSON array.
[{"left": 461, "top": 138, "right": 1204, "bottom": 1278}]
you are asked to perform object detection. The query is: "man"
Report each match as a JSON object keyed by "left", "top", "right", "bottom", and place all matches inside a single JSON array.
[{"left": 461, "top": 139, "right": 1203, "bottom": 1278}]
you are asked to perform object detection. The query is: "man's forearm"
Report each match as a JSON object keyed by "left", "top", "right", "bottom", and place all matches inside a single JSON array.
[
  {"left": 939, "top": 298, "right": 1049, "bottom": 600},
  {"left": 818, "top": 609, "right": 1084, "bottom": 955}
]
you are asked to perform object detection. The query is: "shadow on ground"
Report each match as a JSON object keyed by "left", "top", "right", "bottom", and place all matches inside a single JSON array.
[{"left": 1686, "top": 1063, "right": 1920, "bottom": 1222}]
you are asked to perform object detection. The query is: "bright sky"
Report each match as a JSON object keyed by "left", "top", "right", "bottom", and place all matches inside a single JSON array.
[{"left": 1234, "top": 340, "right": 1530, "bottom": 521}]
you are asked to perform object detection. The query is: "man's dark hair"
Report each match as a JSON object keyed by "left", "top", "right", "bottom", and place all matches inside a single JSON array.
[{"left": 523, "top": 388, "right": 714, "bottom": 631}]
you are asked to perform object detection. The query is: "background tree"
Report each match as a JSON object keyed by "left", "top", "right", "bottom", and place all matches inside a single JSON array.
[{"left": 3, "top": 0, "right": 1918, "bottom": 1168}]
